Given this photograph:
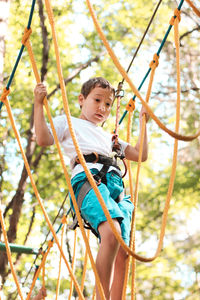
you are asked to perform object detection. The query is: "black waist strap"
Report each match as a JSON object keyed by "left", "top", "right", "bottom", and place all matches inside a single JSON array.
[{"left": 74, "top": 152, "right": 120, "bottom": 170}]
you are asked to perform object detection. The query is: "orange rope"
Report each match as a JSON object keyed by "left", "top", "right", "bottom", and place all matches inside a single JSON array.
[
  {"left": 44, "top": 0, "right": 166, "bottom": 264},
  {"left": 81, "top": 230, "right": 90, "bottom": 292},
  {"left": 56, "top": 218, "right": 67, "bottom": 300},
  {"left": 185, "top": 0, "right": 200, "bottom": 17},
  {"left": 26, "top": 241, "right": 53, "bottom": 300},
  {"left": 122, "top": 110, "right": 134, "bottom": 299},
  {"left": 86, "top": 0, "right": 200, "bottom": 142},
  {"left": 68, "top": 229, "right": 77, "bottom": 300},
  {"left": 83, "top": 0, "right": 189, "bottom": 265},
  {"left": 42, "top": 263, "right": 46, "bottom": 300},
  {"left": 25, "top": 39, "right": 94, "bottom": 299},
  {"left": 0, "top": 87, "right": 10, "bottom": 103},
  {"left": 3, "top": 94, "right": 84, "bottom": 299},
  {"left": 43, "top": 0, "right": 107, "bottom": 298},
  {"left": 0, "top": 206, "right": 24, "bottom": 300},
  {"left": 21, "top": 27, "right": 32, "bottom": 46}
]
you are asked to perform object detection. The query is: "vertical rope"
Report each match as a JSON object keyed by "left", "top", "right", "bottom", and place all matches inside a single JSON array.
[
  {"left": 0, "top": 207, "right": 24, "bottom": 300},
  {"left": 68, "top": 230, "right": 77, "bottom": 300},
  {"left": 81, "top": 230, "right": 90, "bottom": 292},
  {"left": 26, "top": 242, "right": 53, "bottom": 300},
  {"left": 56, "top": 222, "right": 66, "bottom": 300}
]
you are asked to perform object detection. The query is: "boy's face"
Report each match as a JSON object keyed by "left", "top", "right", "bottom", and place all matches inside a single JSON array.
[{"left": 78, "top": 86, "right": 114, "bottom": 125}]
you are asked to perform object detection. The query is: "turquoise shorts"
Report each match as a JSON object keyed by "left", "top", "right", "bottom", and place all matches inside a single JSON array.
[{"left": 70, "top": 169, "right": 134, "bottom": 245}]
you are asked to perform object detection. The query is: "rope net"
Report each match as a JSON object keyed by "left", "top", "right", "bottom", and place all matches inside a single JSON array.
[{"left": 0, "top": 0, "right": 199, "bottom": 298}]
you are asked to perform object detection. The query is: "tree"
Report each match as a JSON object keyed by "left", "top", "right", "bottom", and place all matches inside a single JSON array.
[{"left": 0, "top": 0, "right": 199, "bottom": 298}]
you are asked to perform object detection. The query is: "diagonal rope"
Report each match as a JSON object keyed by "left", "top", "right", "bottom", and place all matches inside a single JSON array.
[
  {"left": 185, "top": 0, "right": 200, "bottom": 17},
  {"left": 85, "top": 0, "right": 194, "bottom": 264},
  {"left": 86, "top": 0, "right": 200, "bottom": 143},
  {"left": 0, "top": 206, "right": 24, "bottom": 300},
  {"left": 121, "top": 0, "right": 163, "bottom": 84},
  {"left": 0, "top": 0, "right": 36, "bottom": 111}
]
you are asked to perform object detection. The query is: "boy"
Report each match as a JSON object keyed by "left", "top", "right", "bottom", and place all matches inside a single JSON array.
[{"left": 34, "top": 77, "right": 149, "bottom": 300}]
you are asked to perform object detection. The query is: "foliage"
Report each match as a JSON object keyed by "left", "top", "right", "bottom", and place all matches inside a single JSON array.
[{"left": 0, "top": 0, "right": 199, "bottom": 299}]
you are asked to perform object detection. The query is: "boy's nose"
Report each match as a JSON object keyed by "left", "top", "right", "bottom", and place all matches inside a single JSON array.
[{"left": 99, "top": 103, "right": 106, "bottom": 112}]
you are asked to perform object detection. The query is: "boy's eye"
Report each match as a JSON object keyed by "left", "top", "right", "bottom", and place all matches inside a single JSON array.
[
  {"left": 106, "top": 102, "right": 111, "bottom": 107},
  {"left": 95, "top": 98, "right": 100, "bottom": 102}
]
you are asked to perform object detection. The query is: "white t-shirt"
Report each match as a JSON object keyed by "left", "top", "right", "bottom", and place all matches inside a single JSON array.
[{"left": 48, "top": 115, "right": 129, "bottom": 178}]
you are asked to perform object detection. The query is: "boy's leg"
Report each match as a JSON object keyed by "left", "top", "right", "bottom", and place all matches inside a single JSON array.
[
  {"left": 110, "top": 246, "right": 128, "bottom": 300},
  {"left": 96, "top": 220, "right": 121, "bottom": 300}
]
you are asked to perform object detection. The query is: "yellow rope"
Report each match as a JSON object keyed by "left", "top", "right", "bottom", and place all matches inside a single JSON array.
[
  {"left": 44, "top": 0, "right": 168, "bottom": 264},
  {"left": 122, "top": 111, "right": 134, "bottom": 299},
  {"left": 26, "top": 241, "right": 53, "bottom": 300},
  {"left": 40, "top": 0, "right": 106, "bottom": 297},
  {"left": 2, "top": 93, "right": 84, "bottom": 299},
  {"left": 56, "top": 218, "right": 67, "bottom": 300},
  {"left": 26, "top": 38, "right": 100, "bottom": 298},
  {"left": 84, "top": 0, "right": 196, "bottom": 262},
  {"left": 68, "top": 229, "right": 77, "bottom": 300},
  {"left": 0, "top": 206, "right": 24, "bottom": 300},
  {"left": 2, "top": 1, "right": 198, "bottom": 298},
  {"left": 81, "top": 230, "right": 90, "bottom": 292},
  {"left": 86, "top": 0, "right": 200, "bottom": 142},
  {"left": 42, "top": 261, "right": 46, "bottom": 300}
]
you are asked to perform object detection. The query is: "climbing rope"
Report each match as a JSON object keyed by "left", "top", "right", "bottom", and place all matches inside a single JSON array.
[
  {"left": 26, "top": 241, "right": 53, "bottom": 300},
  {"left": 120, "top": 0, "right": 163, "bottom": 84},
  {"left": 1, "top": 0, "right": 199, "bottom": 299},
  {"left": 56, "top": 217, "right": 67, "bottom": 300},
  {"left": 1, "top": 74, "right": 85, "bottom": 299},
  {"left": 0, "top": 0, "right": 36, "bottom": 111},
  {"left": 86, "top": 0, "right": 200, "bottom": 143},
  {"left": 185, "top": 0, "right": 200, "bottom": 17},
  {"left": 68, "top": 229, "right": 78, "bottom": 299},
  {"left": 0, "top": 206, "right": 24, "bottom": 300}
]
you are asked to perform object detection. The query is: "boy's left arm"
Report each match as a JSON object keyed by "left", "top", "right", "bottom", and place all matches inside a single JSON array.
[{"left": 124, "top": 106, "right": 149, "bottom": 162}]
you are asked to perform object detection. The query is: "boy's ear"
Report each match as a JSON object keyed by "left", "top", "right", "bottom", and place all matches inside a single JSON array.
[{"left": 78, "top": 94, "right": 85, "bottom": 108}]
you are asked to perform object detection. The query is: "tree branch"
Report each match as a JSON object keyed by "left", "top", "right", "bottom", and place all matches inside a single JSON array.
[
  {"left": 37, "top": 0, "right": 49, "bottom": 82},
  {"left": 180, "top": 26, "right": 200, "bottom": 42},
  {"left": 47, "top": 51, "right": 106, "bottom": 99}
]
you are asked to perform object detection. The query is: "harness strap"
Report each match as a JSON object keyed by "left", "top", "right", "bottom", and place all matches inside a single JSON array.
[
  {"left": 74, "top": 152, "right": 120, "bottom": 170},
  {"left": 93, "top": 164, "right": 109, "bottom": 184},
  {"left": 70, "top": 153, "right": 123, "bottom": 236},
  {"left": 69, "top": 180, "right": 99, "bottom": 237}
]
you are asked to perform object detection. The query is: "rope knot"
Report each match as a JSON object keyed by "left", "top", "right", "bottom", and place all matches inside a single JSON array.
[
  {"left": 21, "top": 27, "right": 32, "bottom": 45},
  {"left": 149, "top": 53, "right": 159, "bottom": 69},
  {"left": 61, "top": 215, "right": 67, "bottom": 224},
  {"left": 169, "top": 8, "right": 181, "bottom": 26},
  {"left": 48, "top": 240, "right": 54, "bottom": 249},
  {"left": 126, "top": 99, "right": 135, "bottom": 112},
  {"left": 0, "top": 87, "right": 10, "bottom": 103}
]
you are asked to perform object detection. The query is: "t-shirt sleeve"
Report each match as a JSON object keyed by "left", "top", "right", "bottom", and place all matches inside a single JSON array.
[
  {"left": 47, "top": 114, "right": 67, "bottom": 143},
  {"left": 118, "top": 138, "right": 129, "bottom": 153}
]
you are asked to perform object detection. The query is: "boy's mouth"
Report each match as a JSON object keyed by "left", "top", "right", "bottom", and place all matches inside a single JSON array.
[{"left": 95, "top": 113, "right": 104, "bottom": 119}]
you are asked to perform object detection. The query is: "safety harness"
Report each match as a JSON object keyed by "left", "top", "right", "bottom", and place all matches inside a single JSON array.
[{"left": 69, "top": 143, "right": 127, "bottom": 236}]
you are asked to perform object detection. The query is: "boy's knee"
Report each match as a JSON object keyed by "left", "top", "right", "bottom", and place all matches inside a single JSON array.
[
  {"left": 116, "top": 247, "right": 129, "bottom": 266},
  {"left": 99, "top": 220, "right": 121, "bottom": 246}
]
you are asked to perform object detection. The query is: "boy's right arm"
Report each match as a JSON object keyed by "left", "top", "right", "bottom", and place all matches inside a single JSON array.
[{"left": 34, "top": 83, "right": 54, "bottom": 146}]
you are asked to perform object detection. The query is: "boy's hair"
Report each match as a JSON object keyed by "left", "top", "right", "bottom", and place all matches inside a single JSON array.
[{"left": 81, "top": 77, "right": 115, "bottom": 99}]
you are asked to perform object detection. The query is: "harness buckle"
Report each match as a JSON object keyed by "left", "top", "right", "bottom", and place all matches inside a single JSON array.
[
  {"left": 92, "top": 152, "right": 99, "bottom": 163},
  {"left": 75, "top": 156, "right": 80, "bottom": 164},
  {"left": 75, "top": 152, "right": 99, "bottom": 165}
]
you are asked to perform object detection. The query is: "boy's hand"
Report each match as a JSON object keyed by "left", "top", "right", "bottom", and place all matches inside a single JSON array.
[
  {"left": 32, "top": 287, "right": 47, "bottom": 300},
  {"left": 139, "top": 105, "right": 150, "bottom": 123},
  {"left": 34, "top": 83, "right": 47, "bottom": 105}
]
